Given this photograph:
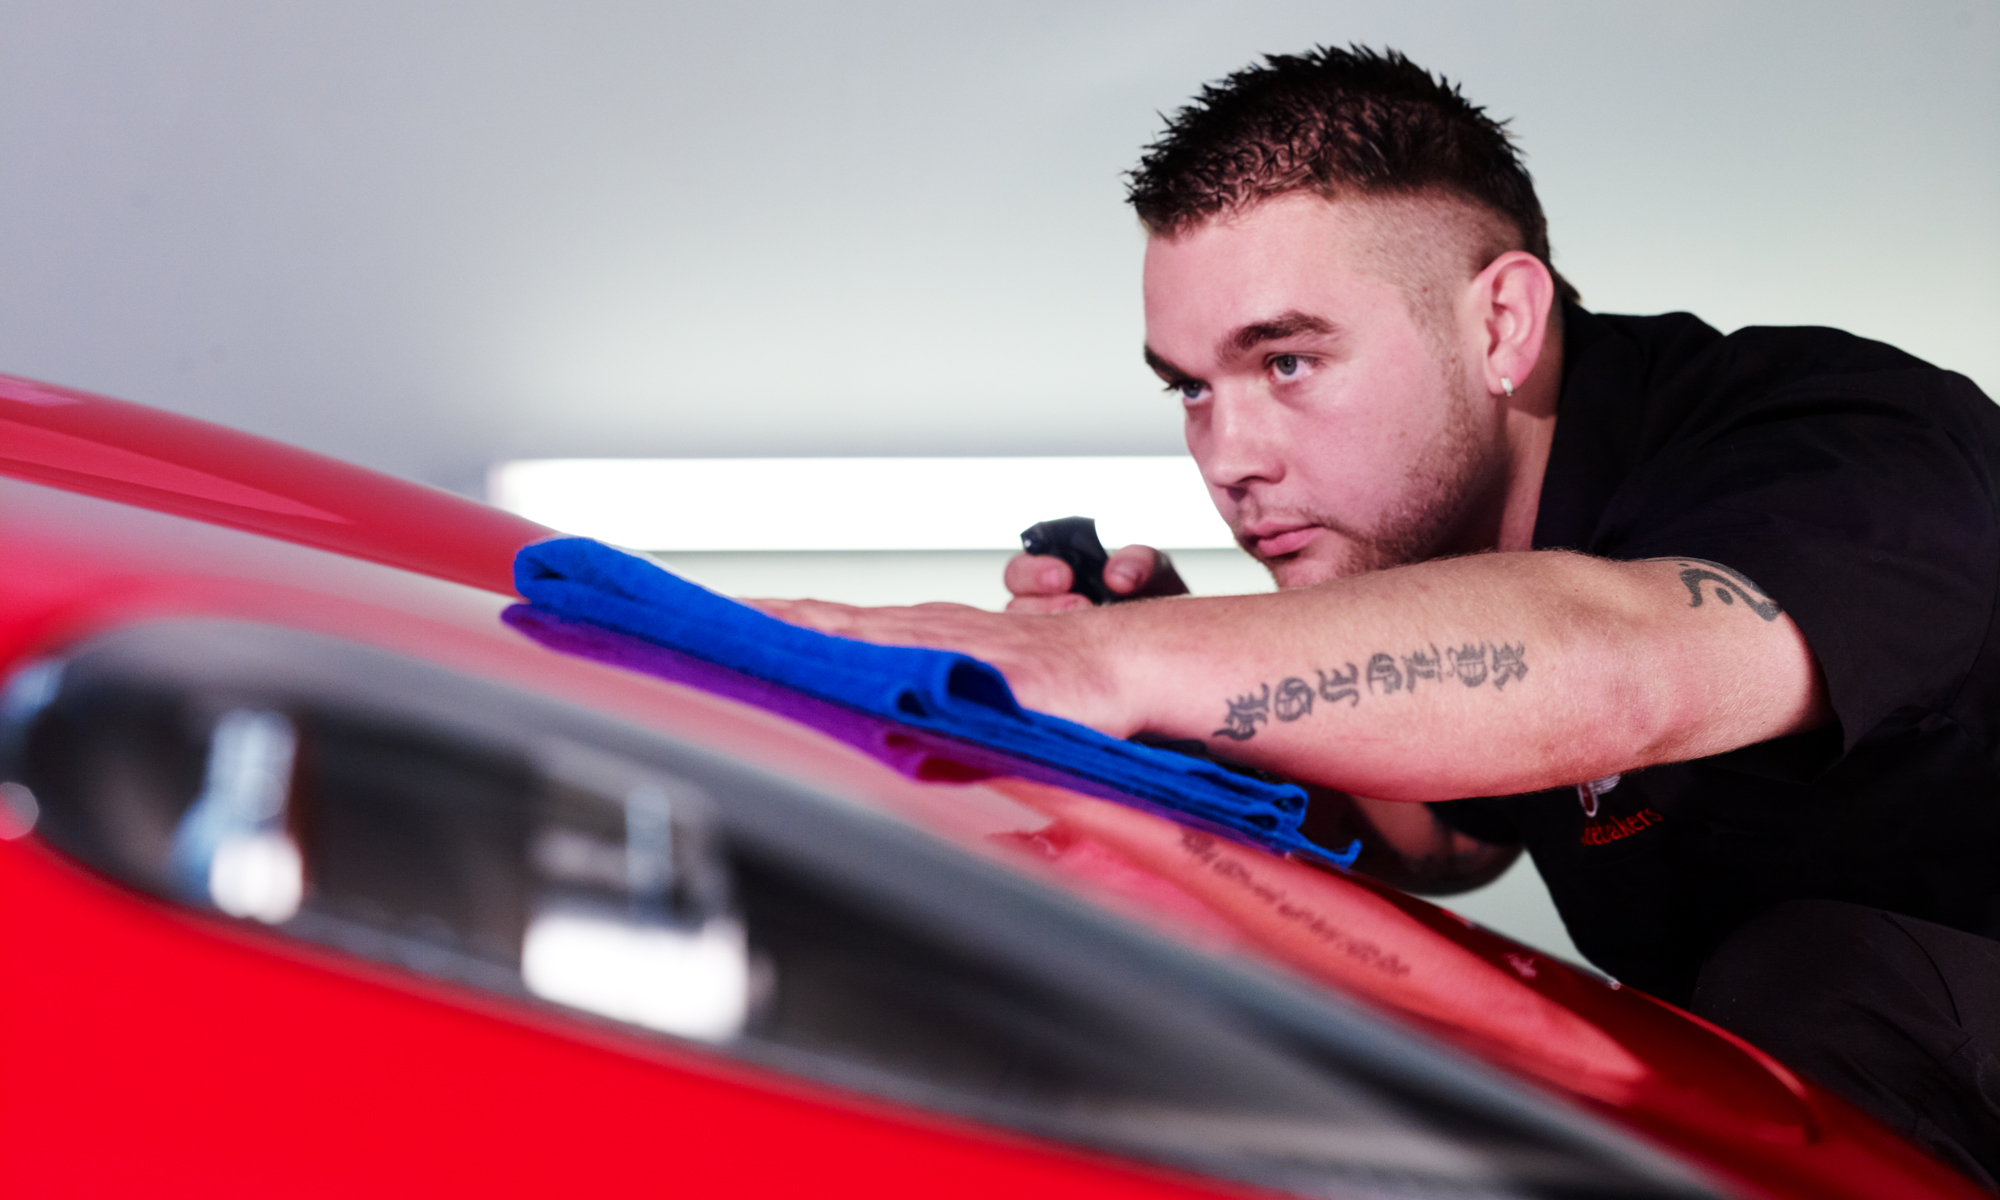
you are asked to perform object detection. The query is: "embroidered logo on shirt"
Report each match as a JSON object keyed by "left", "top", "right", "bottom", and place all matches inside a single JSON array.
[
  {"left": 1580, "top": 807, "right": 1665, "bottom": 846},
  {"left": 1573, "top": 773, "right": 1665, "bottom": 846}
]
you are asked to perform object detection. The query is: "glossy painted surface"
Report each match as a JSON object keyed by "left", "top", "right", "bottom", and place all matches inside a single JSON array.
[
  {"left": 0, "top": 374, "right": 1984, "bottom": 1199},
  {"left": 0, "top": 372, "right": 541, "bottom": 592}
]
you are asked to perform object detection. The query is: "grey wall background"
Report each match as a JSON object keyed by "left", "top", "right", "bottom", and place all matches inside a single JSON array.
[{"left": 3, "top": 1, "right": 1996, "bottom": 497}]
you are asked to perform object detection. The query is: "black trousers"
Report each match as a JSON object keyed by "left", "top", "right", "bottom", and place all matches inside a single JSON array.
[{"left": 1689, "top": 899, "right": 2000, "bottom": 1190}]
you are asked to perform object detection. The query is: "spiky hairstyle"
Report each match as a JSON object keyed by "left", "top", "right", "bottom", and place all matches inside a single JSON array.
[{"left": 1128, "top": 46, "right": 1577, "bottom": 304}]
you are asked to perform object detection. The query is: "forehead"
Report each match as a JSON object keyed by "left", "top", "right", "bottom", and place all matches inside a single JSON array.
[
  {"left": 1145, "top": 193, "right": 1375, "bottom": 285},
  {"left": 1141, "top": 194, "right": 1416, "bottom": 347}
]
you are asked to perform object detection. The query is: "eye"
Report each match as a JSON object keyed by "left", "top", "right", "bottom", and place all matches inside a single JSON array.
[
  {"left": 1269, "top": 353, "right": 1309, "bottom": 380},
  {"left": 1164, "top": 378, "right": 1209, "bottom": 404}
]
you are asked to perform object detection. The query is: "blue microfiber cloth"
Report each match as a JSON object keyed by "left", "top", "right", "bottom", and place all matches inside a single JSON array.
[{"left": 513, "top": 537, "right": 1354, "bottom": 864}]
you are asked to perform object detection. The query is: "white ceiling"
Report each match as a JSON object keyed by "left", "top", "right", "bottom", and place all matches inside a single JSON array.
[{"left": 3, "top": 1, "right": 1995, "bottom": 494}]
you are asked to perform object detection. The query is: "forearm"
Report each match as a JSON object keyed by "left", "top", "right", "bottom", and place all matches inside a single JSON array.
[
  {"left": 1095, "top": 551, "right": 1827, "bottom": 800},
  {"left": 757, "top": 548, "right": 1827, "bottom": 803}
]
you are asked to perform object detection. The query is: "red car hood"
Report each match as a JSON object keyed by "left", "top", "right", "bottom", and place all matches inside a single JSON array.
[{"left": 0, "top": 373, "right": 1980, "bottom": 1200}]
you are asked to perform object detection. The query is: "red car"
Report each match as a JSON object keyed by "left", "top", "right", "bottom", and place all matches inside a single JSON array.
[{"left": 0, "top": 372, "right": 1982, "bottom": 1199}]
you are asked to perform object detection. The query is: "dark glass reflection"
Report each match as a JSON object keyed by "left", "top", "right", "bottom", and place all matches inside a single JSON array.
[{"left": 0, "top": 621, "right": 1733, "bottom": 1200}]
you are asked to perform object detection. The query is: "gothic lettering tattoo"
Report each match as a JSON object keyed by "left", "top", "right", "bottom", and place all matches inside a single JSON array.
[
  {"left": 1213, "top": 682, "right": 1271, "bottom": 741},
  {"left": 1274, "top": 677, "right": 1315, "bottom": 722},
  {"left": 1402, "top": 645, "right": 1441, "bottom": 692},
  {"left": 1317, "top": 664, "right": 1360, "bottom": 707},
  {"left": 1654, "top": 557, "right": 1782, "bottom": 622},
  {"left": 1213, "top": 640, "right": 1528, "bottom": 742}
]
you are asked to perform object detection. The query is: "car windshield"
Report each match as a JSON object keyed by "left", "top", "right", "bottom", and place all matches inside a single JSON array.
[{"left": 0, "top": 619, "right": 1730, "bottom": 1200}]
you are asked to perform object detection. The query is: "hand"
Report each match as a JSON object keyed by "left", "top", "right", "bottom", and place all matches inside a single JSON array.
[
  {"left": 749, "top": 598, "right": 1140, "bottom": 735},
  {"left": 1003, "top": 544, "right": 1191, "bottom": 613}
]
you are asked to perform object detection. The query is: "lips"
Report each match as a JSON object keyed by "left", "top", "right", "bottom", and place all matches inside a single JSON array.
[{"left": 1243, "top": 523, "right": 1320, "bottom": 558}]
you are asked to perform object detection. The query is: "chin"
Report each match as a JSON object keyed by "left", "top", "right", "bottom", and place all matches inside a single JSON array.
[
  {"left": 1266, "top": 540, "right": 1413, "bottom": 589},
  {"left": 1264, "top": 557, "right": 1342, "bottom": 590}
]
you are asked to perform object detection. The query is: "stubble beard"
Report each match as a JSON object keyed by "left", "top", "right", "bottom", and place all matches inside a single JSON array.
[{"left": 1258, "top": 370, "right": 1501, "bottom": 590}]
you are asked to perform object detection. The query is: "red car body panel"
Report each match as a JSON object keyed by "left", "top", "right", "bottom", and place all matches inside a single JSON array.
[{"left": 0, "top": 373, "right": 1982, "bottom": 1199}]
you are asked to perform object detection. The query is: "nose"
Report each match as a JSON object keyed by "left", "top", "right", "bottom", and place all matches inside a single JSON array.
[{"left": 1196, "top": 386, "right": 1286, "bottom": 500}]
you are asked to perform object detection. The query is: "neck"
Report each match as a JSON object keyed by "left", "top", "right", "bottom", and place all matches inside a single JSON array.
[{"left": 1494, "top": 334, "right": 1562, "bottom": 552}]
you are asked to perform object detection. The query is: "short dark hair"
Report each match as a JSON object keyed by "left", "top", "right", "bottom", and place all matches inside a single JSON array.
[{"left": 1127, "top": 45, "right": 1578, "bottom": 306}]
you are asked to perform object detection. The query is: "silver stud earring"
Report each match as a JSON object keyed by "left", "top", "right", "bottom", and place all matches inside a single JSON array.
[{"left": 1500, "top": 375, "right": 1515, "bottom": 397}]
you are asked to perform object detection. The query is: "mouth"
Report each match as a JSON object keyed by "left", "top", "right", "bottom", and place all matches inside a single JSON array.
[{"left": 1239, "top": 523, "right": 1321, "bottom": 560}]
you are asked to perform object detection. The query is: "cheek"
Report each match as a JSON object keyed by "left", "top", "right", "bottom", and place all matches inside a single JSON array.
[
  {"left": 1286, "top": 422, "right": 1377, "bottom": 494},
  {"left": 1283, "top": 422, "right": 1431, "bottom": 529},
  {"left": 1182, "top": 408, "right": 1219, "bottom": 471},
  {"left": 1302, "top": 365, "right": 1442, "bottom": 477}
]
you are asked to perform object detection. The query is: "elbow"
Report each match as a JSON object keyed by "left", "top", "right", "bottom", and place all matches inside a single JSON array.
[
  {"left": 1555, "top": 584, "right": 1695, "bottom": 778},
  {"left": 1582, "top": 611, "right": 1740, "bottom": 773},
  {"left": 1602, "top": 668, "right": 1692, "bottom": 773}
]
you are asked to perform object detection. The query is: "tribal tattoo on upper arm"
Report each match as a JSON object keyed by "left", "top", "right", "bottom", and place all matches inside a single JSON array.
[
  {"left": 1653, "top": 558, "right": 1782, "bottom": 622},
  {"left": 1212, "top": 638, "right": 1529, "bottom": 742}
]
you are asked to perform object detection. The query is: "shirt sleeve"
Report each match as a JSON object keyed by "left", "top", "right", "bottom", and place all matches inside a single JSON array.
[{"left": 1591, "top": 368, "right": 1999, "bottom": 768}]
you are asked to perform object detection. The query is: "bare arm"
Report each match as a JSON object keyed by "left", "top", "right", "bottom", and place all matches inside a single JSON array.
[{"left": 760, "top": 549, "right": 1831, "bottom": 803}]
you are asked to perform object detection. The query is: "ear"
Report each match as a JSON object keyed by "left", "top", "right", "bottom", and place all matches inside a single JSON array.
[{"left": 1470, "top": 251, "right": 1556, "bottom": 402}]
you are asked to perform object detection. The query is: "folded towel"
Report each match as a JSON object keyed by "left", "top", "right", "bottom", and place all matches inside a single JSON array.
[{"left": 512, "top": 537, "right": 1353, "bottom": 863}]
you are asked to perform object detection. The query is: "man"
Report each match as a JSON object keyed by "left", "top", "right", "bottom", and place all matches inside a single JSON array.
[{"left": 761, "top": 46, "right": 2000, "bottom": 1184}]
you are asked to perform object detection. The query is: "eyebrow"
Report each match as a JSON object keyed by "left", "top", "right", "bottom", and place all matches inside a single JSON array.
[
  {"left": 1143, "top": 345, "right": 1189, "bottom": 381},
  {"left": 1224, "top": 310, "right": 1338, "bottom": 357},
  {"left": 1143, "top": 310, "right": 1343, "bottom": 384}
]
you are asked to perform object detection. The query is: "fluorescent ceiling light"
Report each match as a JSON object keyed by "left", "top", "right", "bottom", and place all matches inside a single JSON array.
[{"left": 488, "top": 457, "right": 1237, "bottom": 551}]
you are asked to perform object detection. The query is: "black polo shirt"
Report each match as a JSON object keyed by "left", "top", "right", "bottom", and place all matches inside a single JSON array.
[{"left": 1432, "top": 306, "right": 2000, "bottom": 1005}]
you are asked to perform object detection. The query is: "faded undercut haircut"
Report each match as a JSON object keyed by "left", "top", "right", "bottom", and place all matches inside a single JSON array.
[{"left": 1127, "top": 45, "right": 1580, "bottom": 307}]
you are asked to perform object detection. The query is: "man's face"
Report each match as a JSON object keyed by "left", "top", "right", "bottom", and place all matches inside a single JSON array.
[{"left": 1143, "top": 192, "right": 1504, "bottom": 589}]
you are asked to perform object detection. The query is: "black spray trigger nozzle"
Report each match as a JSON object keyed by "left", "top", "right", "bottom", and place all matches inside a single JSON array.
[{"left": 1020, "top": 516, "right": 1118, "bottom": 605}]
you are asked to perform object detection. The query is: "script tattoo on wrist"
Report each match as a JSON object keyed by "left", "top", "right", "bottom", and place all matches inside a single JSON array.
[
  {"left": 1211, "top": 639, "right": 1528, "bottom": 742},
  {"left": 1216, "top": 683, "right": 1271, "bottom": 741},
  {"left": 1655, "top": 557, "right": 1782, "bottom": 622}
]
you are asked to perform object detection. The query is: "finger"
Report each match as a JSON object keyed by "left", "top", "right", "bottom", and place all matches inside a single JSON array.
[
  {"left": 1004, "top": 593, "right": 1095, "bottom": 614},
  {"left": 746, "top": 597, "right": 856, "bottom": 633},
  {"left": 1103, "top": 544, "right": 1161, "bottom": 595},
  {"left": 1004, "top": 552, "right": 1074, "bottom": 597},
  {"left": 1133, "top": 549, "right": 1191, "bottom": 599}
]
